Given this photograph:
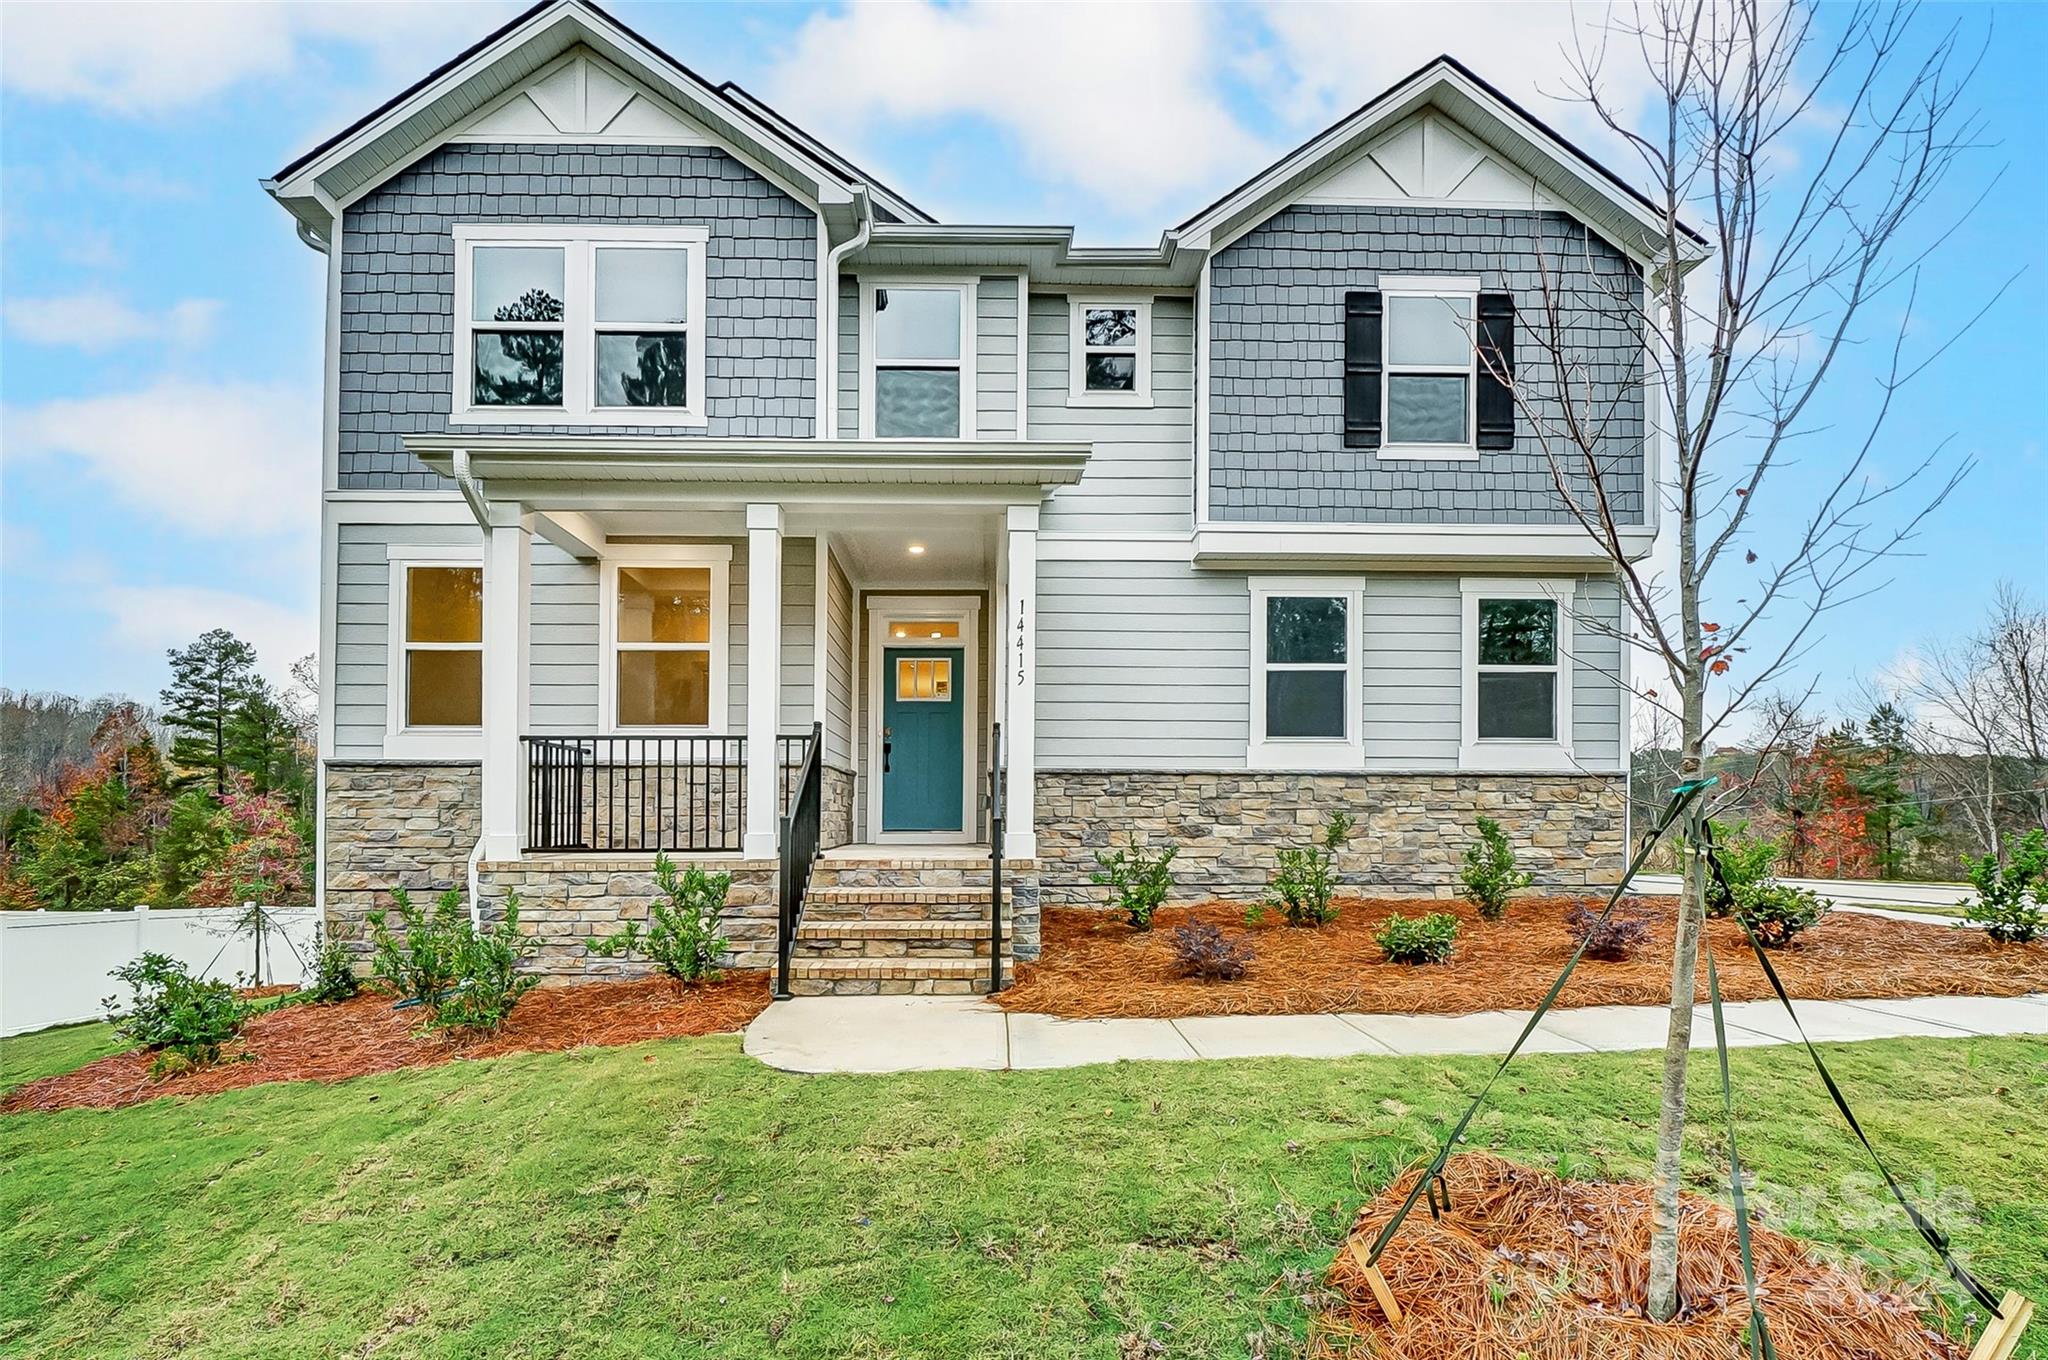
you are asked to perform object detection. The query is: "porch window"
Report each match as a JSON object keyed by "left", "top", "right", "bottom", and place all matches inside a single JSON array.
[
  {"left": 1459, "top": 578, "right": 1576, "bottom": 771},
  {"left": 603, "top": 548, "right": 731, "bottom": 732},
  {"left": 1381, "top": 278, "right": 1478, "bottom": 454},
  {"left": 401, "top": 566, "right": 483, "bottom": 728},
  {"left": 1069, "top": 298, "right": 1151, "bottom": 404},
  {"left": 1250, "top": 579, "right": 1363, "bottom": 768},
  {"left": 454, "top": 224, "right": 707, "bottom": 426},
  {"left": 867, "top": 283, "right": 969, "bottom": 438}
]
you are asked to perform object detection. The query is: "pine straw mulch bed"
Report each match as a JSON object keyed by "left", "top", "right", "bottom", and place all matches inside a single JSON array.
[
  {"left": 2, "top": 974, "right": 771, "bottom": 1115},
  {"left": 1316, "top": 1151, "right": 1965, "bottom": 1359},
  {"left": 995, "top": 896, "right": 2048, "bottom": 1020}
]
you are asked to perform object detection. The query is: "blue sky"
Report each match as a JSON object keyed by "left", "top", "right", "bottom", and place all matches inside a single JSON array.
[{"left": 2, "top": 1, "right": 2042, "bottom": 732}]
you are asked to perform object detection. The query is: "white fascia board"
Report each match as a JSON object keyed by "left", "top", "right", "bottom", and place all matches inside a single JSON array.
[{"left": 1191, "top": 522, "right": 1652, "bottom": 569}]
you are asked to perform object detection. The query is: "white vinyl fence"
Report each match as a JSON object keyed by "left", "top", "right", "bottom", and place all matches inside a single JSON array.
[
  {"left": 0, "top": 905, "right": 320, "bottom": 1038},
  {"left": 1634, "top": 874, "right": 1973, "bottom": 913}
]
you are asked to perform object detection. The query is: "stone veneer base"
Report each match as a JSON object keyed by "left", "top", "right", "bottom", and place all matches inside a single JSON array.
[{"left": 1032, "top": 769, "right": 1626, "bottom": 905}]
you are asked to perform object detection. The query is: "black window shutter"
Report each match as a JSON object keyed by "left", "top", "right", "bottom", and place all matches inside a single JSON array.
[
  {"left": 1343, "top": 290, "right": 1382, "bottom": 449},
  {"left": 1476, "top": 291, "right": 1516, "bottom": 450}
]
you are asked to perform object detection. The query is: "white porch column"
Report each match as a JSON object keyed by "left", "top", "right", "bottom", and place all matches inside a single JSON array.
[
  {"left": 478, "top": 504, "right": 532, "bottom": 862},
  {"left": 1002, "top": 503, "right": 1038, "bottom": 858},
  {"left": 744, "top": 503, "right": 784, "bottom": 858}
]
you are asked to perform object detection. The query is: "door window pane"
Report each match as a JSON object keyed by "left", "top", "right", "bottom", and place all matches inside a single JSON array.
[
  {"left": 406, "top": 567, "right": 481, "bottom": 643},
  {"left": 595, "top": 247, "right": 688, "bottom": 324},
  {"left": 617, "top": 650, "right": 710, "bottom": 726},
  {"left": 1267, "top": 670, "right": 1347, "bottom": 738},
  {"left": 616, "top": 567, "right": 712, "bottom": 644},
  {"left": 1387, "top": 374, "right": 1467, "bottom": 443},
  {"left": 1478, "top": 671, "right": 1556, "bottom": 739},
  {"left": 895, "top": 657, "right": 953, "bottom": 701},
  {"left": 474, "top": 332, "right": 563, "bottom": 406},
  {"left": 874, "top": 288, "right": 961, "bottom": 361},
  {"left": 595, "top": 333, "right": 688, "bottom": 408},
  {"left": 472, "top": 246, "right": 565, "bottom": 322},
  {"left": 1267, "top": 597, "right": 1347, "bottom": 664},
  {"left": 876, "top": 367, "right": 961, "bottom": 437},
  {"left": 1478, "top": 599, "right": 1557, "bottom": 666},
  {"left": 407, "top": 650, "right": 482, "bottom": 727},
  {"left": 1387, "top": 294, "right": 1473, "bottom": 366}
]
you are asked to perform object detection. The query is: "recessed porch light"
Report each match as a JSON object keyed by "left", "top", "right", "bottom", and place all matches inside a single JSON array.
[{"left": 907, "top": 543, "right": 926, "bottom": 555}]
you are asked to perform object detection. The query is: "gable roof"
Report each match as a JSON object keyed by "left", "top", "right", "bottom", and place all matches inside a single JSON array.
[
  {"left": 264, "top": 0, "right": 929, "bottom": 236},
  {"left": 1174, "top": 54, "right": 1706, "bottom": 264}
]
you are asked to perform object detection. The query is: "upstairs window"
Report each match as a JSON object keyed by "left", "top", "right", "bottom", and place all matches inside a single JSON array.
[
  {"left": 1343, "top": 277, "right": 1513, "bottom": 458},
  {"left": 1069, "top": 298, "right": 1152, "bottom": 405},
  {"left": 864, "top": 281, "right": 972, "bottom": 439},
  {"left": 454, "top": 225, "right": 706, "bottom": 426},
  {"left": 1384, "top": 289, "right": 1474, "bottom": 449}
]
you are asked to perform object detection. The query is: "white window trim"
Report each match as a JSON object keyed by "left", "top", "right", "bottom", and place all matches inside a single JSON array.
[
  {"left": 857, "top": 277, "right": 978, "bottom": 440},
  {"left": 453, "top": 223, "right": 709, "bottom": 429},
  {"left": 385, "top": 549, "right": 485, "bottom": 760},
  {"left": 1459, "top": 576, "right": 1577, "bottom": 772},
  {"left": 1068, "top": 296, "right": 1152, "bottom": 407},
  {"left": 1378, "top": 273, "right": 1480, "bottom": 462},
  {"left": 598, "top": 544, "right": 733, "bottom": 735},
  {"left": 1249, "top": 577, "right": 1365, "bottom": 770}
]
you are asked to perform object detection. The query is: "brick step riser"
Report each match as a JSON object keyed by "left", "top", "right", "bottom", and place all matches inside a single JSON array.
[
  {"left": 793, "top": 940, "right": 1003, "bottom": 960},
  {"left": 801, "top": 902, "right": 997, "bottom": 922},
  {"left": 810, "top": 870, "right": 999, "bottom": 891},
  {"left": 788, "top": 978, "right": 991, "bottom": 997}
]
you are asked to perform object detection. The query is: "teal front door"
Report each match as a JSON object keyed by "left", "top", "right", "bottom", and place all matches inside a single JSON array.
[{"left": 881, "top": 647, "right": 966, "bottom": 832}]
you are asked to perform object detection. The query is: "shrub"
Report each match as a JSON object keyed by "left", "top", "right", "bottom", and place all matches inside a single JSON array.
[
  {"left": 1460, "top": 816, "right": 1532, "bottom": 922},
  {"left": 590, "top": 854, "right": 731, "bottom": 984},
  {"left": 1565, "top": 903, "right": 1652, "bottom": 961},
  {"left": 1374, "top": 912, "right": 1460, "bottom": 965},
  {"left": 301, "top": 924, "right": 360, "bottom": 1004},
  {"left": 1707, "top": 819, "right": 1782, "bottom": 917},
  {"left": 430, "top": 898, "right": 538, "bottom": 1036},
  {"left": 1253, "top": 811, "right": 1354, "bottom": 927},
  {"left": 1090, "top": 837, "right": 1177, "bottom": 931},
  {"left": 103, "top": 952, "right": 247, "bottom": 1073},
  {"left": 366, "top": 887, "right": 466, "bottom": 1011},
  {"left": 1733, "top": 881, "right": 1828, "bottom": 948},
  {"left": 1170, "top": 922, "right": 1254, "bottom": 980},
  {"left": 1962, "top": 829, "right": 2047, "bottom": 944},
  {"left": 367, "top": 887, "right": 538, "bottom": 1032}
]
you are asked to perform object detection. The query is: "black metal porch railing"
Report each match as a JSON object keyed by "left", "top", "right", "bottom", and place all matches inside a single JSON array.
[
  {"left": 776, "top": 721, "right": 823, "bottom": 998},
  {"left": 987, "top": 721, "right": 1005, "bottom": 993},
  {"left": 522, "top": 734, "right": 820, "bottom": 855}
]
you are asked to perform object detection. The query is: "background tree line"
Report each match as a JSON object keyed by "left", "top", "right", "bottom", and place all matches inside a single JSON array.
[
  {"left": 1633, "top": 586, "right": 2048, "bottom": 880},
  {"left": 0, "top": 630, "right": 316, "bottom": 910}
]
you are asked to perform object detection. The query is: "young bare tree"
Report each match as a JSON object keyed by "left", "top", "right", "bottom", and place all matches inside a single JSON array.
[{"left": 1508, "top": 0, "right": 1992, "bottom": 1321}]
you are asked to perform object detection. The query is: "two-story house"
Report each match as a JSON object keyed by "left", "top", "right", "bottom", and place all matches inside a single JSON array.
[{"left": 268, "top": 0, "right": 1697, "bottom": 996}]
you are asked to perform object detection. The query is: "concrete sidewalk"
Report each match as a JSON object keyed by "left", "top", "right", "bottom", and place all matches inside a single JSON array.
[{"left": 742, "top": 991, "right": 2048, "bottom": 1075}]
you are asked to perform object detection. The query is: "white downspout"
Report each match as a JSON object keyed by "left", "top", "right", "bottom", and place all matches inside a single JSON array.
[
  {"left": 450, "top": 449, "right": 492, "bottom": 927},
  {"left": 821, "top": 187, "right": 873, "bottom": 440}
]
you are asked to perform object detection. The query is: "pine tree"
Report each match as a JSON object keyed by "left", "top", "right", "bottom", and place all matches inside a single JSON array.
[
  {"left": 160, "top": 630, "right": 259, "bottom": 797},
  {"left": 226, "top": 680, "right": 310, "bottom": 808}
]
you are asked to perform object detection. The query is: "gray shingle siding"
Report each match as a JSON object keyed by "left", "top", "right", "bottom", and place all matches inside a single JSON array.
[
  {"left": 1208, "top": 205, "right": 1644, "bottom": 524},
  {"left": 338, "top": 143, "right": 817, "bottom": 489}
]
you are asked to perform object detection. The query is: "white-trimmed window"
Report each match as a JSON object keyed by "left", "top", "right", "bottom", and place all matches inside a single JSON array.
[
  {"left": 1069, "top": 298, "right": 1151, "bottom": 405},
  {"left": 1250, "top": 579, "right": 1363, "bottom": 768},
  {"left": 1460, "top": 578, "right": 1576, "bottom": 771},
  {"left": 1381, "top": 275, "right": 1478, "bottom": 458},
  {"left": 600, "top": 546, "right": 731, "bottom": 732},
  {"left": 454, "top": 224, "right": 708, "bottom": 427},
  {"left": 860, "top": 280, "right": 975, "bottom": 439},
  {"left": 386, "top": 553, "right": 484, "bottom": 758}
]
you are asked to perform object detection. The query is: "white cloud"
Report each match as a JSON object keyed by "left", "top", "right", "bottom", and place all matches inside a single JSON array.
[
  {"left": 2, "top": 379, "right": 316, "bottom": 537},
  {"left": 6, "top": 293, "right": 222, "bottom": 350},
  {"left": 0, "top": 1, "right": 514, "bottom": 116},
  {"left": 762, "top": 1, "right": 1269, "bottom": 217},
  {"left": 100, "top": 584, "right": 315, "bottom": 692}
]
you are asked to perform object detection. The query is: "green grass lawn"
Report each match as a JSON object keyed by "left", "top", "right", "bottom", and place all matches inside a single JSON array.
[
  {"left": 2, "top": 1028, "right": 2043, "bottom": 1359},
  {"left": 0, "top": 1022, "right": 125, "bottom": 1096}
]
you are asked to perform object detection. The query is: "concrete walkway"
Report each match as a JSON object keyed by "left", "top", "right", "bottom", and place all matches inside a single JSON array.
[{"left": 743, "top": 992, "right": 2048, "bottom": 1074}]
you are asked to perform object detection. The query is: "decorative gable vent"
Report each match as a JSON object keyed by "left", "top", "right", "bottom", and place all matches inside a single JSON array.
[
  {"left": 1302, "top": 112, "right": 1562, "bottom": 211},
  {"left": 452, "top": 48, "right": 711, "bottom": 144}
]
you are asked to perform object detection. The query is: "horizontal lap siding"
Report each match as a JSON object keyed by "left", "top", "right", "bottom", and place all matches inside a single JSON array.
[
  {"left": 825, "top": 549, "right": 855, "bottom": 769},
  {"left": 1037, "top": 560, "right": 1248, "bottom": 768},
  {"left": 529, "top": 539, "right": 597, "bottom": 732},
  {"left": 1571, "top": 579, "right": 1624, "bottom": 768},
  {"left": 1031, "top": 294, "right": 1195, "bottom": 534},
  {"left": 338, "top": 143, "right": 818, "bottom": 490},
  {"left": 334, "top": 522, "right": 480, "bottom": 757},
  {"left": 780, "top": 537, "right": 815, "bottom": 734},
  {"left": 976, "top": 276, "right": 1019, "bottom": 437},
  {"left": 1359, "top": 578, "right": 1461, "bottom": 770}
]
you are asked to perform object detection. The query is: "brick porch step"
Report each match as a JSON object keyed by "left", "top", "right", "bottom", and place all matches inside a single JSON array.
[
  {"left": 785, "top": 955, "right": 1008, "bottom": 997},
  {"left": 801, "top": 886, "right": 1012, "bottom": 921},
  {"left": 794, "top": 917, "right": 1012, "bottom": 940}
]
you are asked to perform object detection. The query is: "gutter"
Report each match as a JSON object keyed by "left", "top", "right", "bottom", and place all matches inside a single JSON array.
[{"left": 820, "top": 186, "right": 873, "bottom": 439}]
